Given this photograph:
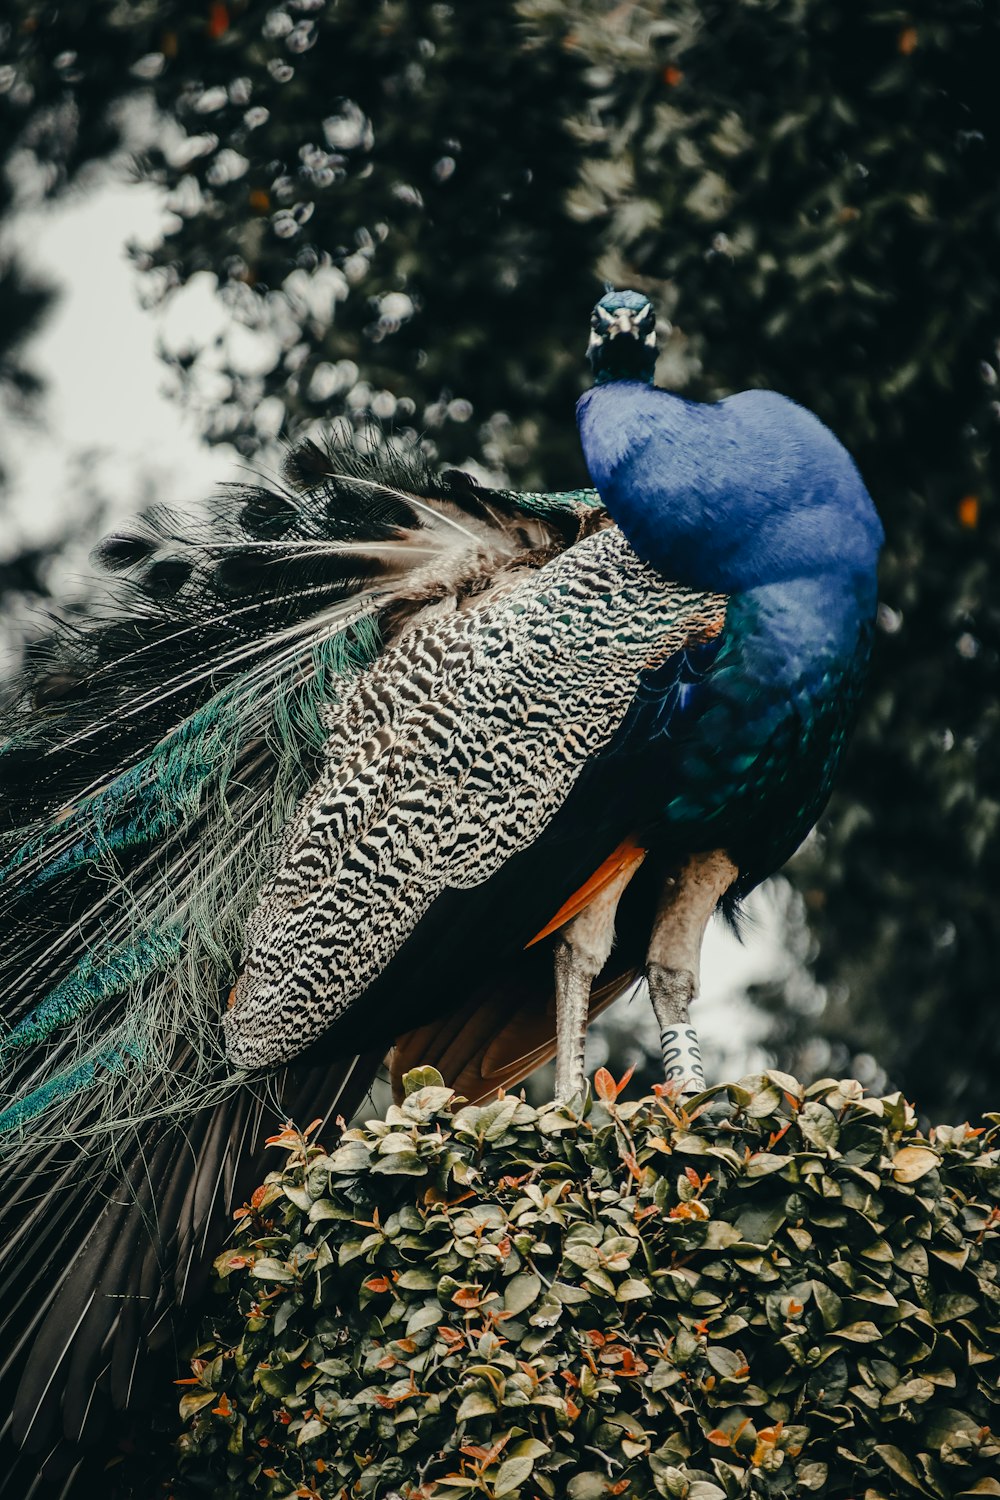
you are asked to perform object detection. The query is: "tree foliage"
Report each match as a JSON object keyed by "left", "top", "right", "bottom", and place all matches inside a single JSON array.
[
  {"left": 0, "top": 0, "right": 997, "bottom": 1112},
  {"left": 175, "top": 1069, "right": 1000, "bottom": 1500}
]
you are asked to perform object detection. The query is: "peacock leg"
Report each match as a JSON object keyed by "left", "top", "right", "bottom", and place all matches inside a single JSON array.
[
  {"left": 646, "top": 850, "right": 738, "bottom": 1095},
  {"left": 553, "top": 865, "right": 639, "bottom": 1102}
]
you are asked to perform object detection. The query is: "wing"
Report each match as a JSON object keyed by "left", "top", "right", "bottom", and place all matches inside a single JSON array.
[{"left": 227, "top": 523, "right": 726, "bottom": 1067}]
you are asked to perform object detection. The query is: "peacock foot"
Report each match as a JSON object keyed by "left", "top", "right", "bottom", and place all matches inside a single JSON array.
[{"left": 647, "top": 962, "right": 705, "bottom": 1095}]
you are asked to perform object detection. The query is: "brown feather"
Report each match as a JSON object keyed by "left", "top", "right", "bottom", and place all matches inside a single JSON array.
[{"left": 391, "top": 967, "right": 638, "bottom": 1105}]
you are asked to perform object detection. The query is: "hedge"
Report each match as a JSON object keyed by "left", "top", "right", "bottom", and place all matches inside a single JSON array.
[{"left": 174, "top": 1069, "right": 1000, "bottom": 1499}]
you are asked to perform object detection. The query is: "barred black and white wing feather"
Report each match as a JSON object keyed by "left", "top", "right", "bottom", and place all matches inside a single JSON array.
[{"left": 228, "top": 525, "right": 724, "bottom": 1068}]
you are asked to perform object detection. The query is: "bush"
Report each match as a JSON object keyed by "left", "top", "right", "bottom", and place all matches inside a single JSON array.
[{"left": 176, "top": 1069, "right": 1000, "bottom": 1499}]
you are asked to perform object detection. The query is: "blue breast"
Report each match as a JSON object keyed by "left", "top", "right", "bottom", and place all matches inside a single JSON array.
[
  {"left": 576, "top": 379, "right": 883, "bottom": 890},
  {"left": 577, "top": 382, "right": 883, "bottom": 594}
]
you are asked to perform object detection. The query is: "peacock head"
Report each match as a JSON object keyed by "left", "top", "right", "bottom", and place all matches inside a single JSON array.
[{"left": 587, "top": 288, "right": 659, "bottom": 385}]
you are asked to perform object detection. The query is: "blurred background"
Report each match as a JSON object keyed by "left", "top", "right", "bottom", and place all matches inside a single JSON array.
[{"left": 0, "top": 0, "right": 996, "bottom": 1121}]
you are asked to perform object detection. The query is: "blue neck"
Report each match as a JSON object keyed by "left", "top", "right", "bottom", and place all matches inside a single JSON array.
[
  {"left": 592, "top": 366, "right": 655, "bottom": 388},
  {"left": 576, "top": 381, "right": 883, "bottom": 595}
]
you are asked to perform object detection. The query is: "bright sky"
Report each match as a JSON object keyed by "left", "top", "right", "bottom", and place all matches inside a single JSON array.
[
  {"left": 0, "top": 174, "right": 782, "bottom": 1080},
  {"left": 2, "top": 180, "right": 232, "bottom": 561}
]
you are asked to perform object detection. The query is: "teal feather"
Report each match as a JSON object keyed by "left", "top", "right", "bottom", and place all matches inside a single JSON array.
[
  {"left": 0, "top": 1030, "right": 145, "bottom": 1137},
  {"left": 0, "top": 618, "right": 383, "bottom": 1151},
  {"left": 0, "top": 922, "right": 183, "bottom": 1061}
]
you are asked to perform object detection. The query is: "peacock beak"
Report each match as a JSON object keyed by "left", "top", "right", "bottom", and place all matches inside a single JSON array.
[
  {"left": 609, "top": 309, "right": 640, "bottom": 339},
  {"left": 586, "top": 296, "right": 660, "bottom": 375}
]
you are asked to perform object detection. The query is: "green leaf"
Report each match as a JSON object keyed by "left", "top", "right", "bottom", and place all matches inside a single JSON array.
[
  {"left": 337, "top": 1238, "right": 367, "bottom": 1265},
  {"left": 296, "top": 1417, "right": 328, "bottom": 1445},
  {"left": 509, "top": 1439, "right": 550, "bottom": 1461},
  {"left": 830, "top": 1320, "right": 882, "bottom": 1342},
  {"left": 495, "top": 1455, "right": 535, "bottom": 1496},
  {"left": 370, "top": 1151, "right": 427, "bottom": 1176},
  {"left": 725, "top": 1085, "right": 754, "bottom": 1111},
  {"left": 406, "top": 1302, "right": 443, "bottom": 1335},
  {"left": 582, "top": 1266, "right": 617, "bottom": 1295},
  {"left": 551, "top": 1279, "right": 590, "bottom": 1304},
  {"left": 378, "top": 1131, "right": 419, "bottom": 1154},
  {"left": 326, "top": 1141, "right": 372, "bottom": 1174},
  {"left": 812, "top": 1280, "right": 844, "bottom": 1330},
  {"left": 745, "top": 1083, "right": 783, "bottom": 1118},
  {"left": 396, "top": 1268, "right": 438, "bottom": 1291},
  {"left": 744, "top": 1152, "right": 787, "bottom": 1177},
  {"left": 179, "top": 1390, "right": 218, "bottom": 1420},
  {"left": 480, "top": 1098, "right": 522, "bottom": 1140},
  {"left": 504, "top": 1272, "right": 542, "bottom": 1315},
  {"left": 883, "top": 1376, "right": 936, "bottom": 1405},
  {"left": 308, "top": 1198, "right": 343, "bottom": 1222},
  {"left": 283, "top": 1184, "right": 313, "bottom": 1211},
  {"left": 456, "top": 1390, "right": 497, "bottom": 1421},
  {"left": 402, "top": 1066, "right": 446, "bottom": 1095},
  {"left": 896, "top": 1242, "right": 929, "bottom": 1275},
  {"left": 706, "top": 1347, "right": 746, "bottom": 1378},
  {"left": 702, "top": 1220, "right": 742, "bottom": 1249},
  {"left": 601, "top": 1234, "right": 638, "bottom": 1268},
  {"left": 874, "top": 1444, "right": 934, "bottom": 1493},
  {"left": 257, "top": 1367, "right": 296, "bottom": 1398},
  {"left": 617, "top": 1278, "right": 652, "bottom": 1301},
  {"left": 563, "top": 1242, "right": 599, "bottom": 1271},
  {"left": 797, "top": 1101, "right": 841, "bottom": 1154},
  {"left": 734, "top": 1201, "right": 786, "bottom": 1245},
  {"left": 929, "top": 1290, "right": 977, "bottom": 1326},
  {"left": 930, "top": 1244, "right": 970, "bottom": 1270},
  {"left": 567, "top": 1474, "right": 607, "bottom": 1500},
  {"left": 406, "top": 1085, "right": 456, "bottom": 1114},
  {"left": 251, "top": 1257, "right": 295, "bottom": 1283},
  {"left": 926, "top": 1407, "right": 991, "bottom": 1454},
  {"left": 529, "top": 1296, "right": 564, "bottom": 1328},
  {"left": 651, "top": 1359, "right": 682, "bottom": 1392}
]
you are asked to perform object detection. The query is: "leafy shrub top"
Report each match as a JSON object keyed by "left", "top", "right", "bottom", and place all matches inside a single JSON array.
[{"left": 176, "top": 1070, "right": 1000, "bottom": 1500}]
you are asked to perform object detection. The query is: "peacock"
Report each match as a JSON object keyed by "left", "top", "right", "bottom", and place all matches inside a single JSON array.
[{"left": 0, "top": 288, "right": 882, "bottom": 1491}]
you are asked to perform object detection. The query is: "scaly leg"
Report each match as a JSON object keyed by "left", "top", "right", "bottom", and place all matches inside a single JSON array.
[
  {"left": 553, "top": 863, "right": 640, "bottom": 1102},
  {"left": 647, "top": 850, "right": 738, "bottom": 1095}
]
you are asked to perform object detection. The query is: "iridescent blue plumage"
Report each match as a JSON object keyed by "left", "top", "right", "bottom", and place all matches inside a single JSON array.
[{"left": 577, "top": 290, "right": 882, "bottom": 898}]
